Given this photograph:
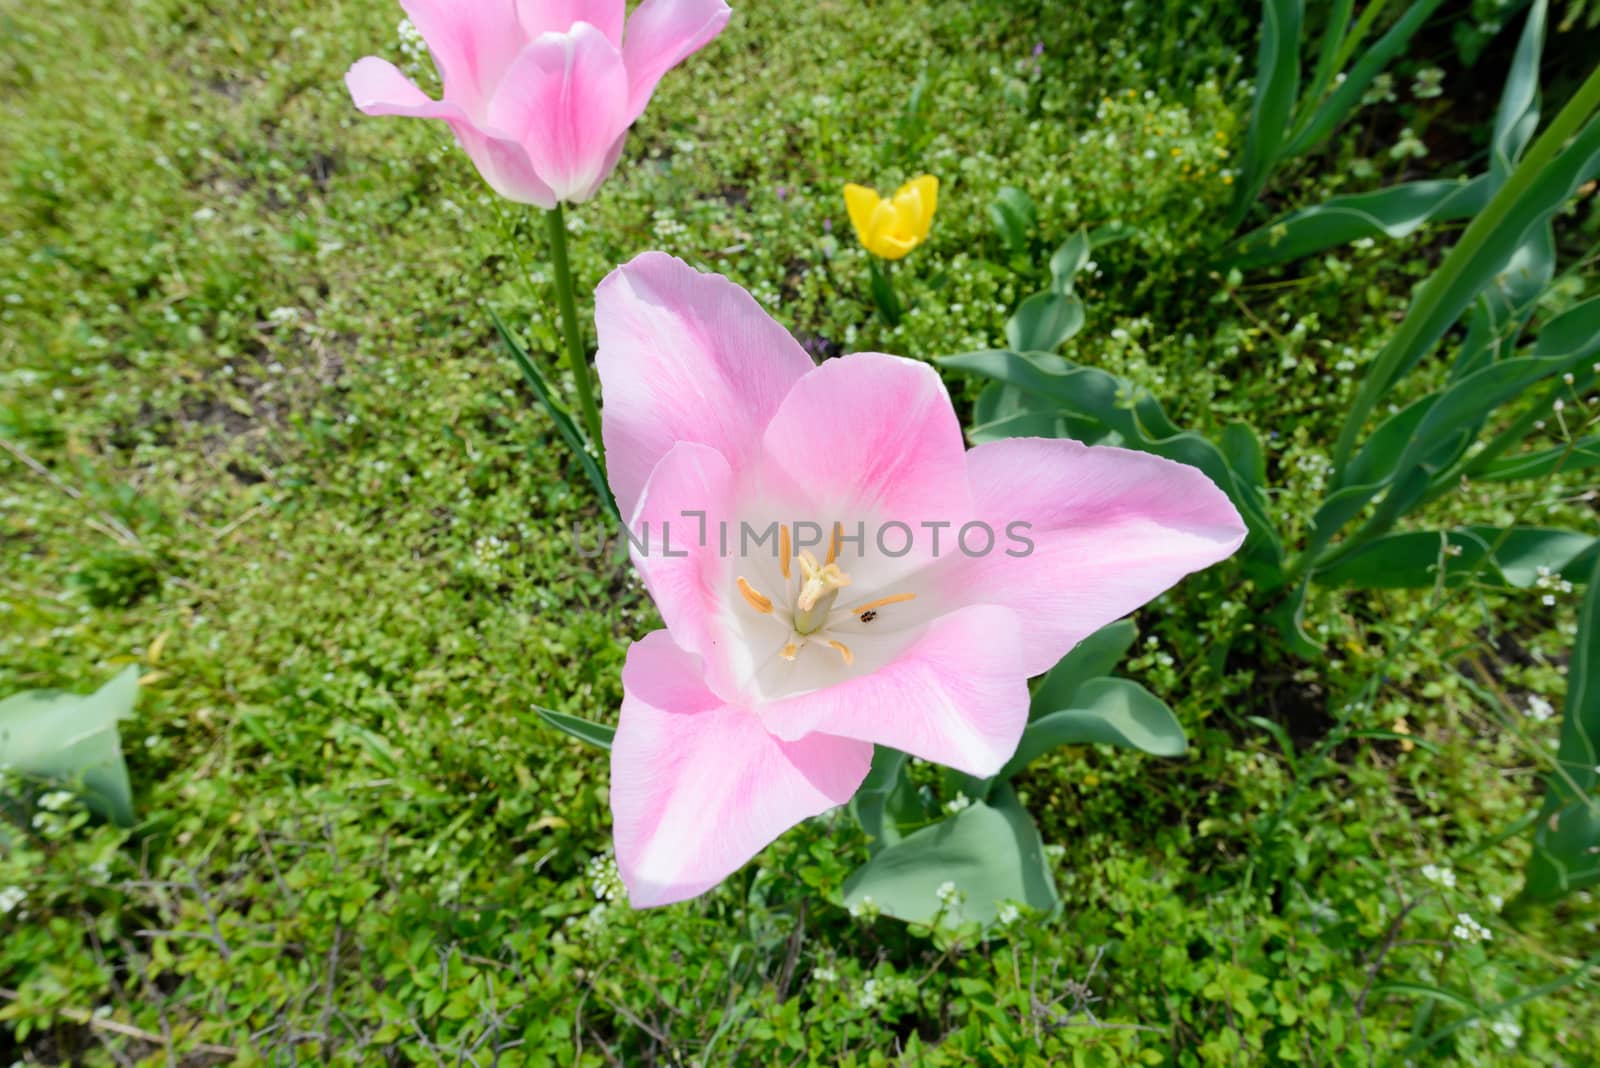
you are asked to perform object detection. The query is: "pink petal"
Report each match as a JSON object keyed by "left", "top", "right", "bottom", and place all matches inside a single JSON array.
[
  {"left": 760, "top": 604, "right": 1030, "bottom": 777},
  {"left": 612, "top": 631, "right": 873, "bottom": 907},
  {"left": 345, "top": 57, "right": 558, "bottom": 208},
  {"left": 346, "top": 56, "right": 460, "bottom": 118},
  {"left": 516, "top": 0, "right": 625, "bottom": 46},
  {"left": 400, "top": 0, "right": 527, "bottom": 115},
  {"left": 626, "top": 442, "right": 742, "bottom": 690},
  {"left": 595, "top": 253, "right": 816, "bottom": 517},
  {"left": 758, "top": 354, "right": 972, "bottom": 530},
  {"left": 951, "top": 438, "right": 1246, "bottom": 677},
  {"left": 487, "top": 24, "right": 632, "bottom": 204},
  {"left": 621, "top": 0, "right": 731, "bottom": 120}
]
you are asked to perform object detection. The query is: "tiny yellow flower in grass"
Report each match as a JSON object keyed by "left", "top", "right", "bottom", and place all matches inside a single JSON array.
[{"left": 843, "top": 175, "right": 939, "bottom": 260}]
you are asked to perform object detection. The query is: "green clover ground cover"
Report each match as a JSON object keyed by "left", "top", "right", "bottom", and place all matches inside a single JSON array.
[{"left": 2, "top": 0, "right": 1596, "bottom": 1062}]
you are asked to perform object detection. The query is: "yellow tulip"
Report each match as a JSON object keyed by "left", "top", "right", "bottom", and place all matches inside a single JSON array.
[{"left": 843, "top": 175, "right": 939, "bottom": 260}]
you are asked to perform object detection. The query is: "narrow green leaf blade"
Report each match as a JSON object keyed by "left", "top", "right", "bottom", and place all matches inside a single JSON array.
[
  {"left": 532, "top": 706, "right": 615, "bottom": 751},
  {"left": 1489, "top": 0, "right": 1548, "bottom": 184},
  {"left": 1477, "top": 435, "right": 1600, "bottom": 482},
  {"left": 1283, "top": 0, "right": 1448, "bottom": 159},
  {"left": 1520, "top": 552, "right": 1600, "bottom": 904},
  {"left": 1227, "top": 178, "right": 1486, "bottom": 269},
  {"left": 492, "top": 308, "right": 618, "bottom": 519},
  {"left": 1315, "top": 527, "right": 1597, "bottom": 590},
  {"left": 1228, "top": 0, "right": 1303, "bottom": 227}
]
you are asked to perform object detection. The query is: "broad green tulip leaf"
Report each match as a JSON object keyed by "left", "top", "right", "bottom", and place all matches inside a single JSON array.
[
  {"left": 1227, "top": 0, "right": 1302, "bottom": 228},
  {"left": 1315, "top": 527, "right": 1597, "bottom": 590},
  {"left": 1269, "top": 577, "right": 1323, "bottom": 658},
  {"left": 1478, "top": 435, "right": 1600, "bottom": 482},
  {"left": 533, "top": 706, "right": 614, "bottom": 751},
  {"left": 1227, "top": 178, "right": 1486, "bottom": 269},
  {"left": 1219, "top": 422, "right": 1268, "bottom": 491},
  {"left": 999, "top": 678, "right": 1187, "bottom": 782},
  {"left": 1048, "top": 230, "right": 1091, "bottom": 294},
  {"left": 939, "top": 349, "right": 1284, "bottom": 577},
  {"left": 988, "top": 186, "right": 1036, "bottom": 254},
  {"left": 493, "top": 309, "right": 617, "bottom": 519},
  {"left": 1447, "top": 227, "right": 1556, "bottom": 383},
  {"left": 1519, "top": 553, "right": 1600, "bottom": 905},
  {"left": 969, "top": 382, "right": 1110, "bottom": 446},
  {"left": 0, "top": 666, "right": 139, "bottom": 826},
  {"left": 1029, "top": 619, "right": 1138, "bottom": 721},
  {"left": 969, "top": 382, "right": 1070, "bottom": 443},
  {"left": 842, "top": 784, "right": 1058, "bottom": 927},
  {"left": 1005, "top": 291, "right": 1084, "bottom": 353},
  {"left": 1282, "top": 0, "right": 1448, "bottom": 159},
  {"left": 849, "top": 746, "right": 930, "bottom": 854}
]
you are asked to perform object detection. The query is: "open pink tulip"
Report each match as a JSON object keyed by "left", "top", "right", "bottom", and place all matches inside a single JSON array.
[
  {"left": 596, "top": 253, "right": 1247, "bottom": 906},
  {"left": 345, "top": 0, "right": 731, "bottom": 206}
]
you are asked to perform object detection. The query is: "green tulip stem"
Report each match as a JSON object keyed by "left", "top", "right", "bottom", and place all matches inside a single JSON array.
[{"left": 545, "top": 204, "right": 605, "bottom": 468}]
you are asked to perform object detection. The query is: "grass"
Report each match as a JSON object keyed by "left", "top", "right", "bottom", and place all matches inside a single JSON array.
[{"left": 1, "top": 0, "right": 1597, "bottom": 1063}]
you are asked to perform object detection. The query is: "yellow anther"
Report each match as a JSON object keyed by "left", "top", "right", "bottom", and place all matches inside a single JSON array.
[
  {"left": 780, "top": 524, "right": 792, "bottom": 580},
  {"left": 737, "top": 577, "right": 773, "bottom": 614},
  {"left": 826, "top": 522, "right": 842, "bottom": 566},
  {"left": 827, "top": 639, "right": 854, "bottom": 666},
  {"left": 847, "top": 592, "right": 916, "bottom": 616},
  {"left": 780, "top": 642, "right": 799, "bottom": 661}
]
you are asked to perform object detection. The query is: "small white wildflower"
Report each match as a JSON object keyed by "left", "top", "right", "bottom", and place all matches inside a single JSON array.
[
  {"left": 997, "top": 903, "right": 1020, "bottom": 926},
  {"left": 1491, "top": 1017, "right": 1521, "bottom": 1049},
  {"left": 38, "top": 789, "right": 76, "bottom": 812},
  {"left": 943, "top": 792, "right": 971, "bottom": 815},
  {"left": 813, "top": 965, "right": 838, "bottom": 983},
  {"left": 1489, "top": 894, "right": 1504, "bottom": 912},
  {"left": 849, "top": 895, "right": 879, "bottom": 920},
  {"left": 1451, "top": 912, "right": 1492, "bottom": 944},
  {"left": 397, "top": 17, "right": 429, "bottom": 66},
  {"left": 858, "top": 978, "right": 881, "bottom": 1009},
  {"left": 936, "top": 880, "right": 960, "bottom": 906},
  {"left": 584, "top": 851, "right": 624, "bottom": 902},
  {"left": 1421, "top": 863, "right": 1457, "bottom": 889},
  {"left": 1526, "top": 695, "right": 1556, "bottom": 721},
  {"left": 0, "top": 886, "right": 25, "bottom": 914}
]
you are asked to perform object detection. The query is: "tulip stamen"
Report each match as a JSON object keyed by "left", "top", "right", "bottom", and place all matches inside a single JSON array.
[
  {"left": 846, "top": 592, "right": 917, "bottom": 616},
  {"left": 779, "top": 524, "right": 792, "bottom": 580},
  {"left": 827, "top": 639, "right": 854, "bottom": 666},
  {"left": 737, "top": 577, "right": 773, "bottom": 614},
  {"left": 779, "top": 641, "right": 800, "bottom": 661},
  {"left": 825, "top": 522, "right": 842, "bottom": 566}
]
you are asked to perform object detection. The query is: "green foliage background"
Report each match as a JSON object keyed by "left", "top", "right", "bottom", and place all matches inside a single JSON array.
[{"left": 1, "top": 0, "right": 1596, "bottom": 1062}]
